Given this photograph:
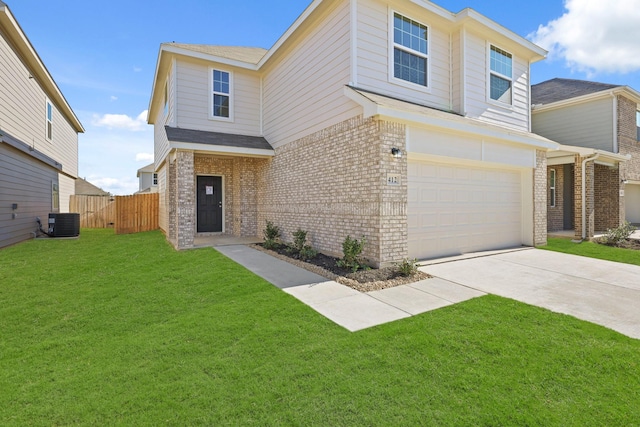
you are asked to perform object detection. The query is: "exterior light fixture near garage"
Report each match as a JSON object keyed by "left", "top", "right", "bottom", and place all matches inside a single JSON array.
[{"left": 391, "top": 147, "right": 402, "bottom": 158}]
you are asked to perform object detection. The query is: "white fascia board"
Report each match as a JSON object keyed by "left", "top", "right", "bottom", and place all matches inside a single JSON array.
[
  {"left": 549, "top": 143, "right": 631, "bottom": 164},
  {"left": 147, "top": 46, "right": 166, "bottom": 124},
  {"left": 169, "top": 141, "right": 275, "bottom": 158},
  {"left": 161, "top": 45, "right": 259, "bottom": 71}
]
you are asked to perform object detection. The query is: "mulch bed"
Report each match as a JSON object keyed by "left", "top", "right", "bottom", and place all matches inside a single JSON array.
[
  {"left": 596, "top": 238, "right": 640, "bottom": 250},
  {"left": 251, "top": 243, "right": 431, "bottom": 292}
]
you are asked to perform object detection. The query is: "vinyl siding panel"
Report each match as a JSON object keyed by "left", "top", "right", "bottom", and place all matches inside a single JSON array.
[
  {"left": 262, "top": 0, "right": 360, "bottom": 148},
  {"left": 451, "top": 30, "right": 462, "bottom": 113},
  {"left": 175, "top": 58, "right": 261, "bottom": 136},
  {"left": 0, "top": 28, "right": 78, "bottom": 177},
  {"left": 356, "top": 0, "right": 451, "bottom": 111},
  {"left": 59, "top": 174, "right": 74, "bottom": 213},
  {"left": 532, "top": 98, "right": 614, "bottom": 151},
  {"left": 463, "top": 31, "right": 530, "bottom": 131},
  {"left": 0, "top": 144, "right": 58, "bottom": 248},
  {"left": 154, "top": 116, "right": 170, "bottom": 171}
]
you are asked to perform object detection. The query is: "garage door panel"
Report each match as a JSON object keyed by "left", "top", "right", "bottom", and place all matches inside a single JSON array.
[
  {"left": 408, "top": 160, "right": 523, "bottom": 260},
  {"left": 625, "top": 184, "right": 640, "bottom": 224}
]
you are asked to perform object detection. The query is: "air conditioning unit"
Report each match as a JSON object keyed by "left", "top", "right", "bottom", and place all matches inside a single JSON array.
[{"left": 48, "top": 213, "right": 80, "bottom": 237}]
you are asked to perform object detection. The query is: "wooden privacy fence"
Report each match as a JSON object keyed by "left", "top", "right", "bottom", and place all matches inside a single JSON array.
[
  {"left": 70, "top": 193, "right": 159, "bottom": 234},
  {"left": 70, "top": 195, "right": 116, "bottom": 228},
  {"left": 115, "top": 193, "right": 159, "bottom": 234}
]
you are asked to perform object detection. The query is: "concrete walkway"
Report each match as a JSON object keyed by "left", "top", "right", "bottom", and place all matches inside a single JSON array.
[
  {"left": 215, "top": 245, "right": 484, "bottom": 331},
  {"left": 423, "top": 249, "right": 640, "bottom": 340}
]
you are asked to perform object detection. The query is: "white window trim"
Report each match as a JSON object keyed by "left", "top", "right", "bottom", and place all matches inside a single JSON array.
[
  {"left": 388, "top": 9, "right": 431, "bottom": 93},
  {"left": 550, "top": 169, "right": 556, "bottom": 208},
  {"left": 45, "top": 98, "right": 53, "bottom": 141},
  {"left": 52, "top": 181, "right": 59, "bottom": 211},
  {"left": 152, "top": 173, "right": 158, "bottom": 187},
  {"left": 208, "top": 67, "right": 234, "bottom": 122},
  {"left": 486, "top": 43, "right": 514, "bottom": 108}
]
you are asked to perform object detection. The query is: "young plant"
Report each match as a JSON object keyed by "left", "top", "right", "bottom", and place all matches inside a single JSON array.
[
  {"left": 337, "top": 235, "right": 367, "bottom": 273},
  {"left": 263, "top": 220, "right": 281, "bottom": 250},
  {"left": 599, "top": 221, "right": 637, "bottom": 245},
  {"left": 291, "top": 229, "right": 317, "bottom": 261},
  {"left": 395, "top": 258, "right": 420, "bottom": 277}
]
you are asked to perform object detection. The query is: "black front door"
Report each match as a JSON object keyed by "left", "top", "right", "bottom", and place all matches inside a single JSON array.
[
  {"left": 563, "top": 164, "right": 574, "bottom": 230},
  {"left": 197, "top": 176, "right": 222, "bottom": 233}
]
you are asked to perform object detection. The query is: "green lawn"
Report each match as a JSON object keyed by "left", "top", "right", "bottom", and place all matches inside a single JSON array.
[
  {"left": 1, "top": 230, "right": 639, "bottom": 426},
  {"left": 542, "top": 237, "right": 640, "bottom": 266}
]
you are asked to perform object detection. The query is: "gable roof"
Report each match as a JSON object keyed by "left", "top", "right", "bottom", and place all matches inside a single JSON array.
[
  {"left": 136, "top": 163, "right": 155, "bottom": 177},
  {"left": 531, "top": 78, "right": 620, "bottom": 105},
  {"left": 0, "top": 2, "right": 83, "bottom": 133},
  {"left": 75, "top": 178, "right": 110, "bottom": 196}
]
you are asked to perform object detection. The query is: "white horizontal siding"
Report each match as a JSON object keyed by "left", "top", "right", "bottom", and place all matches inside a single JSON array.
[
  {"left": 532, "top": 98, "right": 614, "bottom": 151},
  {"left": 158, "top": 165, "right": 168, "bottom": 232},
  {"left": 154, "top": 118, "right": 170, "bottom": 170},
  {"left": 59, "top": 174, "right": 74, "bottom": 213},
  {"left": 263, "top": 0, "right": 360, "bottom": 148},
  {"left": 356, "top": 0, "right": 451, "bottom": 111},
  {"left": 175, "top": 58, "right": 261, "bottom": 136},
  {"left": 0, "top": 31, "right": 78, "bottom": 177},
  {"left": 463, "top": 31, "right": 530, "bottom": 132}
]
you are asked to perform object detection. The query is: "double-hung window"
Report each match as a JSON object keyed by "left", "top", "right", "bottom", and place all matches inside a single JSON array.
[
  {"left": 46, "top": 100, "right": 53, "bottom": 141},
  {"left": 153, "top": 173, "right": 158, "bottom": 186},
  {"left": 392, "top": 13, "right": 428, "bottom": 87},
  {"left": 489, "top": 45, "right": 513, "bottom": 104},
  {"left": 549, "top": 169, "right": 556, "bottom": 208},
  {"left": 211, "top": 69, "right": 232, "bottom": 120},
  {"left": 636, "top": 110, "right": 640, "bottom": 141}
]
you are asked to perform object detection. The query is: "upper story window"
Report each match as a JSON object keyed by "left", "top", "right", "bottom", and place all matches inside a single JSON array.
[
  {"left": 46, "top": 100, "right": 53, "bottom": 141},
  {"left": 392, "top": 13, "right": 428, "bottom": 87},
  {"left": 153, "top": 173, "right": 158, "bottom": 186},
  {"left": 489, "top": 45, "right": 513, "bottom": 105},
  {"left": 211, "top": 69, "right": 232, "bottom": 120},
  {"left": 636, "top": 110, "right": 640, "bottom": 141}
]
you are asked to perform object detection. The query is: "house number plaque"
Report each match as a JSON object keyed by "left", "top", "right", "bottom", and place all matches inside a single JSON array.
[{"left": 387, "top": 174, "right": 401, "bottom": 186}]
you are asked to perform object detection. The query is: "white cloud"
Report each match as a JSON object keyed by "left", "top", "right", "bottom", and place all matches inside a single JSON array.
[
  {"left": 91, "top": 110, "right": 148, "bottom": 131},
  {"left": 530, "top": 0, "right": 640, "bottom": 75},
  {"left": 87, "top": 176, "right": 138, "bottom": 196},
  {"left": 133, "top": 66, "right": 142, "bottom": 73},
  {"left": 136, "top": 152, "right": 154, "bottom": 162},
  {"left": 110, "top": 96, "right": 118, "bottom": 102}
]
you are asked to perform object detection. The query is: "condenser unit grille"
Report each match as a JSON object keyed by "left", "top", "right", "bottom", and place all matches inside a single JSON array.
[{"left": 48, "top": 213, "right": 80, "bottom": 238}]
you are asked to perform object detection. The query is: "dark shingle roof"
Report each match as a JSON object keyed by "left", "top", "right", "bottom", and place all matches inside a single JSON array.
[
  {"left": 165, "top": 126, "right": 273, "bottom": 151},
  {"left": 531, "top": 78, "right": 620, "bottom": 105}
]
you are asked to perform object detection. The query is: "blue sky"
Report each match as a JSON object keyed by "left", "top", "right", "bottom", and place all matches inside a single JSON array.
[{"left": 9, "top": 0, "right": 640, "bottom": 194}]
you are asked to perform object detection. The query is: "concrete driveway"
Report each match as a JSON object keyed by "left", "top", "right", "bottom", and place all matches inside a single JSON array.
[{"left": 422, "top": 248, "right": 640, "bottom": 340}]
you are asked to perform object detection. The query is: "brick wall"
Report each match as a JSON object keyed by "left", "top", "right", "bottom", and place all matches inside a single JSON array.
[
  {"left": 594, "top": 163, "right": 620, "bottom": 231},
  {"left": 176, "top": 150, "right": 195, "bottom": 249},
  {"left": 534, "top": 150, "right": 548, "bottom": 245},
  {"left": 547, "top": 165, "right": 564, "bottom": 232},
  {"left": 617, "top": 95, "right": 640, "bottom": 224},
  {"left": 261, "top": 115, "right": 407, "bottom": 267},
  {"left": 574, "top": 155, "right": 595, "bottom": 239},
  {"left": 194, "top": 155, "right": 269, "bottom": 237}
]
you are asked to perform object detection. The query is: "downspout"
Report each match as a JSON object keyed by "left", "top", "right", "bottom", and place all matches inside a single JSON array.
[{"left": 580, "top": 153, "right": 600, "bottom": 240}]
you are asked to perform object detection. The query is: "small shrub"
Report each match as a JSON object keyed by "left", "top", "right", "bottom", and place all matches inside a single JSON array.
[
  {"left": 298, "top": 245, "right": 318, "bottom": 262},
  {"left": 337, "top": 235, "right": 367, "bottom": 273},
  {"left": 289, "top": 229, "right": 317, "bottom": 261},
  {"left": 395, "top": 258, "right": 420, "bottom": 277},
  {"left": 263, "top": 221, "right": 281, "bottom": 250},
  {"left": 292, "top": 229, "right": 308, "bottom": 253},
  {"left": 598, "top": 221, "right": 637, "bottom": 245}
]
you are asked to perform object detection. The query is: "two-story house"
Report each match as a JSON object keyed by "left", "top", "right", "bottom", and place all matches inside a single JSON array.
[
  {"left": 136, "top": 163, "right": 158, "bottom": 194},
  {"left": 148, "top": 0, "right": 558, "bottom": 266},
  {"left": 0, "top": 1, "right": 84, "bottom": 248},
  {"left": 532, "top": 78, "right": 638, "bottom": 239}
]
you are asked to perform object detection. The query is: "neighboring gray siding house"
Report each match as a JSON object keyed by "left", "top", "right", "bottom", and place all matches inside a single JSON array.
[
  {"left": 136, "top": 163, "right": 158, "bottom": 194},
  {"left": 532, "top": 78, "right": 639, "bottom": 238},
  {"left": 0, "top": 1, "right": 84, "bottom": 248},
  {"left": 148, "top": 0, "right": 559, "bottom": 266}
]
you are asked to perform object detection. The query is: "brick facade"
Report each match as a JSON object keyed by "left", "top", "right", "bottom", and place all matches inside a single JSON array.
[
  {"left": 618, "top": 95, "right": 640, "bottom": 224},
  {"left": 547, "top": 165, "right": 564, "bottom": 232},
  {"left": 574, "top": 155, "right": 595, "bottom": 239},
  {"left": 594, "top": 163, "right": 620, "bottom": 231},
  {"left": 261, "top": 115, "right": 407, "bottom": 267},
  {"left": 534, "top": 150, "right": 548, "bottom": 245}
]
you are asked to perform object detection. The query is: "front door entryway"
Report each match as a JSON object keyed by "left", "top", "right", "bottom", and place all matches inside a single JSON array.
[
  {"left": 197, "top": 176, "right": 222, "bottom": 233},
  {"left": 563, "top": 164, "right": 574, "bottom": 230}
]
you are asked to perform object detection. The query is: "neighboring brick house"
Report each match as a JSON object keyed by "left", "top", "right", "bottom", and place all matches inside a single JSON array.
[
  {"left": 0, "top": 1, "right": 84, "bottom": 248},
  {"left": 148, "top": 0, "right": 559, "bottom": 266},
  {"left": 532, "top": 78, "right": 639, "bottom": 239}
]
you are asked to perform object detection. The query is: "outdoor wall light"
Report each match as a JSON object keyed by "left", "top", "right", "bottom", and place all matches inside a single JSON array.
[
  {"left": 391, "top": 147, "right": 403, "bottom": 158},
  {"left": 622, "top": 179, "right": 629, "bottom": 184}
]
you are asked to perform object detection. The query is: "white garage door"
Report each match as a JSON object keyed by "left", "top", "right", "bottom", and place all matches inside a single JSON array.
[
  {"left": 625, "top": 184, "right": 640, "bottom": 224},
  {"left": 408, "top": 160, "right": 523, "bottom": 260}
]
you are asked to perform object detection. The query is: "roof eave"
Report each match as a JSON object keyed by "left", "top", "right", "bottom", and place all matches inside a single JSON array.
[
  {"left": 169, "top": 141, "right": 274, "bottom": 158},
  {"left": 0, "top": 4, "right": 84, "bottom": 133}
]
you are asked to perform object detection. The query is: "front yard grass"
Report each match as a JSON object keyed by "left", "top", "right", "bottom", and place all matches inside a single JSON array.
[
  {"left": 1, "top": 230, "right": 639, "bottom": 425},
  {"left": 542, "top": 237, "right": 640, "bottom": 266}
]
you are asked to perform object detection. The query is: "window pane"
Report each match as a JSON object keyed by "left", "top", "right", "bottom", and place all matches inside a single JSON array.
[
  {"left": 213, "top": 94, "right": 230, "bottom": 118},
  {"left": 47, "top": 103, "right": 52, "bottom": 121},
  {"left": 213, "top": 70, "right": 229, "bottom": 94},
  {"left": 490, "top": 74, "right": 512, "bottom": 103},
  {"left": 393, "top": 13, "right": 427, "bottom": 55},
  {"left": 394, "top": 48, "right": 427, "bottom": 86},
  {"left": 490, "top": 46, "right": 512, "bottom": 77}
]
